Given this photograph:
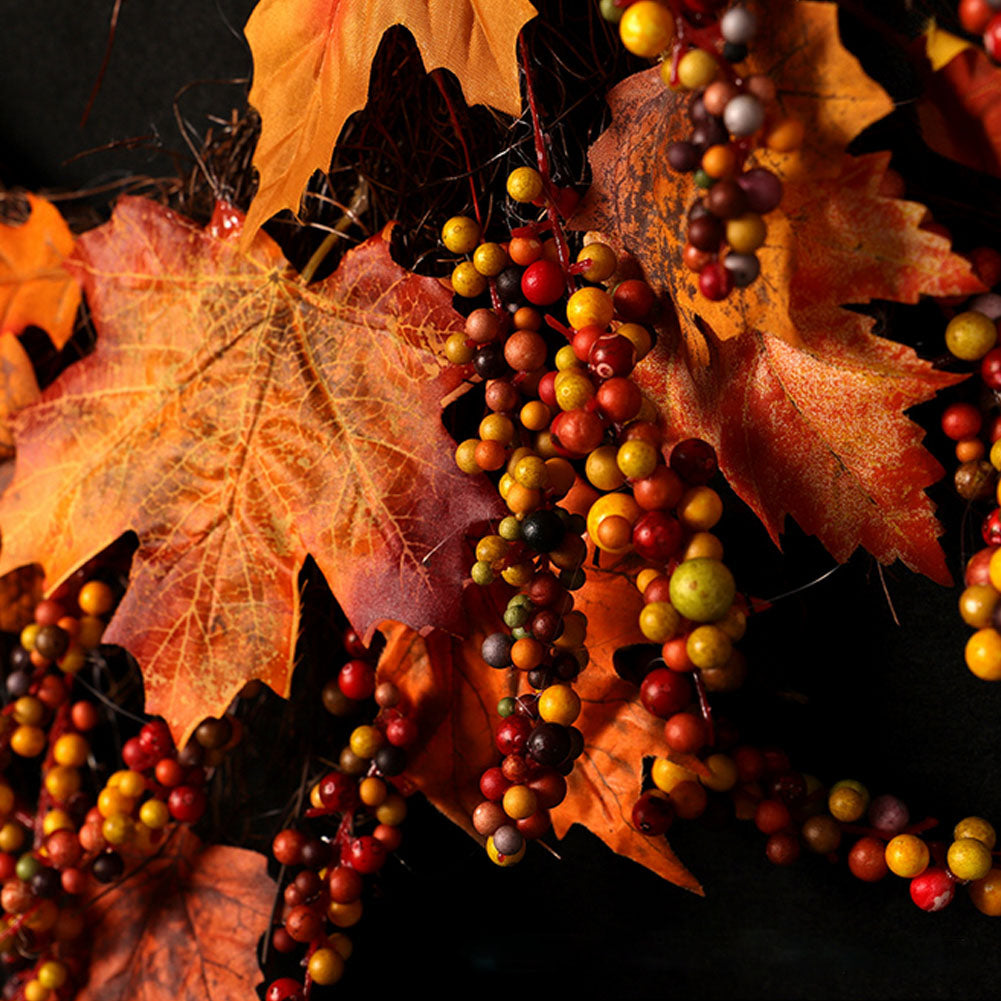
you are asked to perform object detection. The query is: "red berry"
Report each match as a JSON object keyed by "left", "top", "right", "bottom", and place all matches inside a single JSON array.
[
  {"left": 139, "top": 720, "right": 174, "bottom": 758},
  {"left": 328, "top": 865, "right": 364, "bottom": 904},
  {"left": 971, "top": 246, "right": 1001, "bottom": 287},
  {"left": 271, "top": 928, "right": 297, "bottom": 954},
  {"left": 0, "top": 854, "right": 15, "bottom": 881},
  {"left": 588, "top": 334, "right": 636, "bottom": 380},
  {"left": 985, "top": 13, "right": 1001, "bottom": 61},
  {"left": 521, "top": 260, "right": 565, "bottom": 305},
  {"left": 661, "top": 636, "right": 694, "bottom": 672},
  {"left": 338, "top": 659, "right": 376, "bottom": 700},
  {"left": 537, "top": 371, "right": 558, "bottom": 408},
  {"left": 71, "top": 701, "right": 99, "bottom": 732},
  {"left": 966, "top": 546, "right": 998, "bottom": 587},
  {"left": 516, "top": 808, "right": 552, "bottom": 840},
  {"left": 572, "top": 324, "right": 606, "bottom": 362},
  {"left": 766, "top": 830, "right": 801, "bottom": 866},
  {"left": 663, "top": 712, "right": 707, "bottom": 753},
  {"left": 960, "top": 0, "right": 994, "bottom": 34},
  {"left": 343, "top": 628, "right": 368, "bottom": 658},
  {"left": 343, "top": 835, "right": 387, "bottom": 874},
  {"left": 479, "top": 766, "right": 510, "bottom": 802},
  {"left": 527, "top": 770, "right": 567, "bottom": 809},
  {"left": 121, "top": 737, "right": 155, "bottom": 772},
  {"left": 631, "top": 792, "right": 675, "bottom": 835},
  {"left": 983, "top": 509, "right": 1001, "bottom": 547},
  {"left": 640, "top": 668, "right": 692, "bottom": 719},
  {"left": 45, "top": 830, "right": 81, "bottom": 869},
  {"left": 848, "top": 836, "right": 889, "bottom": 882},
  {"left": 496, "top": 716, "right": 533, "bottom": 756},
  {"left": 632, "top": 510, "right": 683, "bottom": 562},
  {"left": 698, "top": 261, "right": 733, "bottom": 301},
  {"left": 266, "top": 978, "right": 305, "bottom": 1001},
  {"left": 385, "top": 715, "right": 418, "bottom": 747},
  {"left": 61, "top": 867, "right": 87, "bottom": 895},
  {"left": 168, "top": 785, "right": 207, "bottom": 823},
  {"left": 754, "top": 798, "right": 792, "bottom": 835},
  {"left": 284, "top": 904, "right": 324, "bottom": 943},
  {"left": 552, "top": 408, "right": 604, "bottom": 455},
  {"left": 670, "top": 437, "right": 719, "bottom": 484},
  {"left": 941, "top": 402, "right": 982, "bottom": 441},
  {"left": 643, "top": 576, "right": 672, "bottom": 605},
  {"left": 154, "top": 758, "right": 185, "bottom": 788},
  {"left": 733, "top": 746, "right": 766, "bottom": 782},
  {"left": 373, "top": 823, "right": 403, "bottom": 851},
  {"left": 595, "top": 376, "right": 642, "bottom": 422},
  {"left": 910, "top": 867, "right": 955, "bottom": 912},
  {"left": 613, "top": 279, "right": 655, "bottom": 320},
  {"left": 318, "top": 771, "right": 357, "bottom": 811}
]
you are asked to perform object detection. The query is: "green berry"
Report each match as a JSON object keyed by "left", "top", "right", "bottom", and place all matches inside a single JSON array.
[
  {"left": 497, "top": 696, "right": 517, "bottom": 717},
  {"left": 504, "top": 605, "right": 530, "bottom": 629},
  {"left": 498, "top": 516, "right": 522, "bottom": 541},
  {"left": 471, "top": 561, "right": 494, "bottom": 586},
  {"left": 668, "top": 558, "right": 735, "bottom": 622}
]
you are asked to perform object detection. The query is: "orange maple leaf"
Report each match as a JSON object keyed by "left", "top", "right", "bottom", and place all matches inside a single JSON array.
[
  {"left": 0, "top": 193, "right": 79, "bottom": 349},
  {"left": 570, "top": 1, "right": 983, "bottom": 582},
  {"left": 243, "top": 0, "right": 538, "bottom": 239},
  {"left": 0, "top": 197, "right": 501, "bottom": 747},
  {"left": 78, "top": 829, "right": 272, "bottom": 1001},
  {"left": 377, "top": 557, "right": 702, "bottom": 893}
]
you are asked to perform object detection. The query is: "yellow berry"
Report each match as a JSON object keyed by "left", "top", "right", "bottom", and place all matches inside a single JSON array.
[
  {"left": 616, "top": 439, "right": 658, "bottom": 479},
  {"left": 991, "top": 438, "right": 1001, "bottom": 471},
  {"left": 828, "top": 779, "right": 869, "bottom": 822},
  {"left": 586, "top": 445, "right": 627, "bottom": 491},
  {"left": 349, "top": 725, "right": 383, "bottom": 759},
  {"left": 78, "top": 580, "right": 115, "bottom": 616},
  {"left": 587, "top": 493, "right": 641, "bottom": 552},
  {"left": 501, "top": 563, "right": 534, "bottom": 586},
  {"left": 948, "top": 837, "right": 993, "bottom": 882},
  {"left": 538, "top": 684, "right": 581, "bottom": 725},
  {"left": 475, "top": 535, "right": 508, "bottom": 564},
  {"left": 576, "top": 242, "right": 617, "bottom": 282},
  {"left": 700, "top": 753, "right": 738, "bottom": 792},
  {"left": 636, "top": 568, "right": 663, "bottom": 594},
  {"left": 10, "top": 726, "right": 46, "bottom": 758},
  {"left": 554, "top": 344, "right": 580, "bottom": 371},
  {"left": 308, "top": 947, "right": 345, "bottom": 986},
  {"left": 445, "top": 331, "right": 474, "bottom": 365},
  {"left": 651, "top": 757, "right": 694, "bottom": 793},
  {"left": 117, "top": 770, "right": 146, "bottom": 798},
  {"left": 507, "top": 166, "right": 544, "bottom": 203},
  {"left": 139, "top": 799, "right": 170, "bottom": 829},
  {"left": 677, "top": 48, "right": 717, "bottom": 90},
  {"left": 473, "top": 242, "right": 508, "bottom": 276},
  {"left": 726, "top": 213, "right": 766, "bottom": 254},
  {"left": 954, "top": 816, "right": 997, "bottom": 850},
  {"left": 966, "top": 627, "right": 1001, "bottom": 680},
  {"left": 885, "top": 833, "right": 930, "bottom": 878},
  {"left": 44, "top": 766, "right": 81, "bottom": 802},
  {"left": 97, "top": 787, "right": 133, "bottom": 818},
  {"left": 502, "top": 785, "right": 538, "bottom": 820},
  {"left": 520, "top": 400, "right": 551, "bottom": 432},
  {"left": 544, "top": 457, "right": 576, "bottom": 497},
  {"left": 479, "top": 413, "right": 514, "bottom": 444},
  {"left": 554, "top": 370, "right": 596, "bottom": 411},
  {"left": 102, "top": 813, "right": 134, "bottom": 846},
  {"left": 37, "top": 961, "right": 67, "bottom": 991},
  {"left": 23, "top": 980, "right": 49, "bottom": 1001},
  {"left": 686, "top": 624, "right": 732, "bottom": 669},
  {"left": 566, "top": 287, "right": 614, "bottom": 330},
  {"left": 619, "top": 1, "right": 675, "bottom": 58},
  {"left": 0, "top": 822, "right": 25, "bottom": 853},
  {"left": 53, "top": 734, "right": 88, "bottom": 768},
  {"left": 328, "top": 899, "right": 363, "bottom": 927},
  {"left": 514, "top": 455, "right": 548, "bottom": 489},
  {"left": 12, "top": 696, "right": 43, "bottom": 726},
  {"left": 452, "top": 260, "right": 487, "bottom": 298},
  {"left": 959, "top": 585, "right": 1000, "bottom": 629},
  {"left": 375, "top": 792, "right": 407, "bottom": 826},
  {"left": 441, "top": 215, "right": 480, "bottom": 254},
  {"left": 20, "top": 623, "right": 39, "bottom": 652},
  {"left": 77, "top": 615, "right": 105, "bottom": 649},
  {"left": 41, "top": 809, "right": 73, "bottom": 836},
  {"left": 639, "top": 601, "right": 681, "bottom": 643},
  {"left": 677, "top": 486, "right": 723, "bottom": 531},
  {"left": 946, "top": 310, "right": 997, "bottom": 361}
]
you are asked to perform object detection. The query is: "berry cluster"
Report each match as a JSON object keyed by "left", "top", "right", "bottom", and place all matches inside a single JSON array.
[
  {"left": 601, "top": 1, "right": 793, "bottom": 301},
  {"left": 957, "top": 0, "right": 1001, "bottom": 61},
  {"left": 641, "top": 738, "right": 1001, "bottom": 915},
  {"left": 0, "top": 572, "right": 244, "bottom": 1000},
  {"left": 264, "top": 643, "right": 415, "bottom": 1001}
]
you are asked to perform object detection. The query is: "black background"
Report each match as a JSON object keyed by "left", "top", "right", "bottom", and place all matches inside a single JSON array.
[{"left": 3, "top": 1, "right": 1001, "bottom": 998}]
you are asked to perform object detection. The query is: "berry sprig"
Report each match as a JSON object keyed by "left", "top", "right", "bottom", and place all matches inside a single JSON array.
[
  {"left": 264, "top": 648, "right": 415, "bottom": 1000},
  {"left": 601, "top": 1, "right": 794, "bottom": 301}
]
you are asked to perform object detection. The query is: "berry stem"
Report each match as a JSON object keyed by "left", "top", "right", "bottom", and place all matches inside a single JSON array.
[{"left": 692, "top": 669, "right": 715, "bottom": 747}]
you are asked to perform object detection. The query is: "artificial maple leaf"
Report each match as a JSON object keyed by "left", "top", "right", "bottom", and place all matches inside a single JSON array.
[
  {"left": 243, "top": 0, "right": 537, "bottom": 239},
  {"left": 0, "top": 197, "right": 500, "bottom": 747},
  {"left": 0, "top": 193, "right": 79, "bottom": 348},
  {"left": 79, "top": 829, "right": 272, "bottom": 1001},
  {"left": 570, "top": 0, "right": 983, "bottom": 582},
  {"left": 917, "top": 42, "right": 1001, "bottom": 180},
  {"left": 377, "top": 555, "right": 702, "bottom": 893}
]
